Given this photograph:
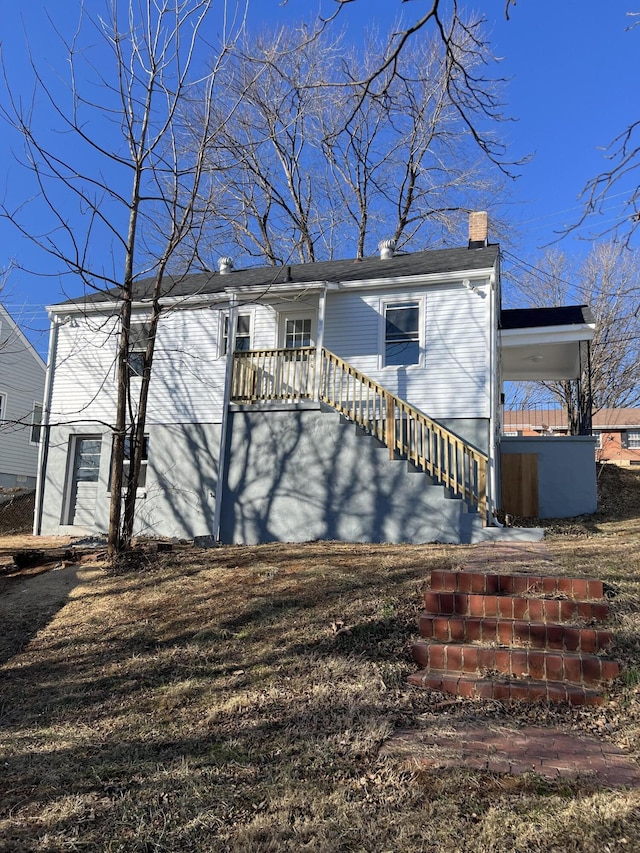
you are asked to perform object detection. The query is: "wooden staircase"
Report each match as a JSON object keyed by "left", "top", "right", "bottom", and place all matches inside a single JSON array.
[{"left": 409, "top": 568, "right": 619, "bottom": 705}]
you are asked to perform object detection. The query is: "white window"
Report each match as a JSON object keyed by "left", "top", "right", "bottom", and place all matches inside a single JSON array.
[
  {"left": 284, "top": 317, "right": 312, "bottom": 349},
  {"left": 30, "top": 402, "right": 43, "bottom": 444},
  {"left": 128, "top": 321, "right": 150, "bottom": 377},
  {"left": 627, "top": 431, "right": 640, "bottom": 449},
  {"left": 384, "top": 301, "right": 421, "bottom": 366},
  {"left": 110, "top": 434, "right": 149, "bottom": 490},
  {"left": 222, "top": 313, "right": 252, "bottom": 355},
  {"left": 594, "top": 431, "right": 602, "bottom": 449}
]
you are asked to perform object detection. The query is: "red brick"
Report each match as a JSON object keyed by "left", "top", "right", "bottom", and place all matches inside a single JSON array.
[
  {"left": 592, "top": 603, "right": 610, "bottom": 622},
  {"left": 579, "top": 629, "right": 597, "bottom": 654},
  {"left": 423, "top": 592, "right": 441, "bottom": 614},
  {"left": 542, "top": 576, "right": 557, "bottom": 595},
  {"left": 457, "top": 572, "right": 473, "bottom": 593},
  {"left": 483, "top": 595, "right": 498, "bottom": 617},
  {"left": 528, "top": 683, "right": 548, "bottom": 702},
  {"left": 465, "top": 618, "right": 482, "bottom": 642},
  {"left": 462, "top": 646, "right": 480, "bottom": 672},
  {"left": 480, "top": 618, "right": 498, "bottom": 643},
  {"left": 596, "top": 630, "right": 613, "bottom": 650},
  {"left": 561, "top": 600, "right": 578, "bottom": 621},
  {"left": 563, "top": 627, "right": 581, "bottom": 651},
  {"left": 412, "top": 642, "right": 429, "bottom": 668},
  {"left": 469, "top": 594, "right": 485, "bottom": 617},
  {"left": 511, "top": 650, "right": 529, "bottom": 677},
  {"left": 449, "top": 618, "right": 466, "bottom": 642},
  {"left": 485, "top": 574, "right": 500, "bottom": 594},
  {"left": 498, "top": 597, "right": 514, "bottom": 619},
  {"left": 428, "top": 644, "right": 446, "bottom": 669},
  {"left": 475, "top": 680, "right": 495, "bottom": 700},
  {"left": 563, "top": 655, "right": 583, "bottom": 685},
  {"left": 528, "top": 651, "right": 545, "bottom": 680},
  {"left": 498, "top": 620, "right": 514, "bottom": 645},
  {"left": 492, "top": 681, "right": 511, "bottom": 701},
  {"left": 545, "top": 654, "right": 564, "bottom": 681},
  {"left": 456, "top": 677, "right": 476, "bottom": 698},
  {"left": 454, "top": 593, "right": 469, "bottom": 615},
  {"left": 572, "top": 579, "right": 589, "bottom": 598},
  {"left": 543, "top": 600, "right": 561, "bottom": 623},
  {"left": 587, "top": 580, "right": 604, "bottom": 599},
  {"left": 557, "top": 577, "right": 573, "bottom": 596},
  {"left": 494, "top": 649, "right": 511, "bottom": 674},
  {"left": 510, "top": 683, "right": 530, "bottom": 701},
  {"left": 471, "top": 573, "right": 486, "bottom": 593},
  {"left": 433, "top": 616, "right": 450, "bottom": 640},
  {"left": 581, "top": 656, "right": 602, "bottom": 684},
  {"left": 439, "top": 593, "right": 455, "bottom": 614},
  {"left": 446, "top": 645, "right": 463, "bottom": 671},
  {"left": 528, "top": 599, "right": 544, "bottom": 622},
  {"left": 547, "top": 683, "right": 568, "bottom": 703},
  {"left": 513, "top": 575, "right": 533, "bottom": 594},
  {"left": 418, "top": 615, "right": 435, "bottom": 638},
  {"left": 578, "top": 601, "right": 594, "bottom": 621},
  {"left": 601, "top": 660, "right": 620, "bottom": 681},
  {"left": 440, "top": 675, "right": 461, "bottom": 695},
  {"left": 497, "top": 575, "right": 513, "bottom": 594},
  {"left": 546, "top": 623, "right": 564, "bottom": 648},
  {"left": 513, "top": 597, "right": 528, "bottom": 620},
  {"left": 582, "top": 690, "right": 605, "bottom": 706},
  {"left": 513, "top": 620, "right": 531, "bottom": 646},
  {"left": 430, "top": 569, "right": 447, "bottom": 590},
  {"left": 477, "top": 648, "right": 495, "bottom": 671}
]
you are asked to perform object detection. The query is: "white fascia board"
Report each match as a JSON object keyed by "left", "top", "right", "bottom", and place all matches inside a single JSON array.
[
  {"left": 47, "top": 291, "right": 231, "bottom": 316},
  {"left": 333, "top": 267, "right": 495, "bottom": 291},
  {"left": 500, "top": 323, "right": 595, "bottom": 347}
]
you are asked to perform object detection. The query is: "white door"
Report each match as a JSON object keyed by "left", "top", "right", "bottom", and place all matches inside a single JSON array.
[{"left": 66, "top": 436, "right": 102, "bottom": 526}]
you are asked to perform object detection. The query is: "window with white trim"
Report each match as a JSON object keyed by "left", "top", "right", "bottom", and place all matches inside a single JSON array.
[
  {"left": 128, "top": 321, "right": 150, "bottom": 377},
  {"left": 384, "top": 301, "right": 421, "bottom": 366},
  {"left": 222, "top": 313, "right": 252, "bottom": 355},
  {"left": 594, "top": 431, "right": 602, "bottom": 449},
  {"left": 110, "top": 434, "right": 149, "bottom": 490},
  {"left": 30, "top": 402, "right": 43, "bottom": 444},
  {"left": 627, "top": 431, "right": 640, "bottom": 449},
  {"left": 284, "top": 317, "right": 312, "bottom": 349}
]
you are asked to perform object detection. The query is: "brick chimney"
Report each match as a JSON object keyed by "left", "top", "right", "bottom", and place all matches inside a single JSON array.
[{"left": 468, "top": 211, "right": 488, "bottom": 249}]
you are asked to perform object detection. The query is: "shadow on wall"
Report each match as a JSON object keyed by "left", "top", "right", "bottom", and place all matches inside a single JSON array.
[{"left": 219, "top": 407, "right": 475, "bottom": 545}]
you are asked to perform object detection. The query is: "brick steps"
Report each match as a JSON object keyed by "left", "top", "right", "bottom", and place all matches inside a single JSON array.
[
  {"left": 410, "top": 569, "right": 619, "bottom": 706},
  {"left": 418, "top": 614, "right": 613, "bottom": 652},
  {"left": 407, "top": 671, "right": 604, "bottom": 706}
]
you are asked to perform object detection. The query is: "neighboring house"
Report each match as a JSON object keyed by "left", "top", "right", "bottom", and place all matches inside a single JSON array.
[
  {"left": 0, "top": 303, "right": 46, "bottom": 490},
  {"left": 35, "top": 213, "right": 598, "bottom": 542},
  {"left": 504, "top": 407, "right": 640, "bottom": 467}
]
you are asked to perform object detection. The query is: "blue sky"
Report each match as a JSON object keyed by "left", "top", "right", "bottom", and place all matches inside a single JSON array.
[{"left": 0, "top": 0, "right": 637, "bottom": 357}]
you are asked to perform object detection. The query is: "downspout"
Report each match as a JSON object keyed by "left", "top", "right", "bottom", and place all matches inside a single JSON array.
[
  {"left": 487, "top": 268, "right": 499, "bottom": 523},
  {"left": 212, "top": 295, "right": 238, "bottom": 542},
  {"left": 33, "top": 312, "right": 60, "bottom": 535}
]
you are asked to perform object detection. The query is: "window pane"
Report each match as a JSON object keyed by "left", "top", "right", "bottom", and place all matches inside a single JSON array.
[
  {"left": 386, "top": 305, "right": 419, "bottom": 339},
  {"left": 76, "top": 438, "right": 101, "bottom": 482},
  {"left": 31, "top": 403, "right": 43, "bottom": 444},
  {"left": 386, "top": 339, "right": 420, "bottom": 366},
  {"left": 285, "top": 318, "right": 311, "bottom": 348}
]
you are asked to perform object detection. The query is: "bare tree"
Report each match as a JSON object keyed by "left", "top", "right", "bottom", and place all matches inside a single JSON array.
[
  {"left": 186, "top": 17, "right": 508, "bottom": 266},
  {"left": 0, "top": 0, "right": 247, "bottom": 556},
  {"left": 506, "top": 243, "right": 640, "bottom": 429}
]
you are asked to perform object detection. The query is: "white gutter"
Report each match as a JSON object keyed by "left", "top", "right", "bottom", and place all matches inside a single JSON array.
[{"left": 33, "top": 313, "right": 60, "bottom": 535}]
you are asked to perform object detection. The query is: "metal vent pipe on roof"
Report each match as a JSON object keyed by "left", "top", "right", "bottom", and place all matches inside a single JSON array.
[
  {"left": 218, "top": 256, "right": 234, "bottom": 274},
  {"left": 378, "top": 239, "right": 396, "bottom": 260}
]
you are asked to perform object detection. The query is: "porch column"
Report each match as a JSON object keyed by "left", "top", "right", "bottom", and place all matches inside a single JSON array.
[{"left": 314, "top": 285, "right": 328, "bottom": 401}]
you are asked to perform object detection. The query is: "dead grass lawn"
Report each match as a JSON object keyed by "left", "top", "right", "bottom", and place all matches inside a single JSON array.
[{"left": 0, "top": 466, "right": 639, "bottom": 851}]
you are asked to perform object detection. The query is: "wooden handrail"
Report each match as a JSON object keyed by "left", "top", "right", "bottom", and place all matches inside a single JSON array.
[{"left": 231, "top": 347, "right": 488, "bottom": 522}]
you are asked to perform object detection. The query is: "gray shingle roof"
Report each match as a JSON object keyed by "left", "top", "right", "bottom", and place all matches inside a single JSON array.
[
  {"left": 500, "top": 305, "right": 595, "bottom": 330},
  {"left": 56, "top": 244, "right": 500, "bottom": 307}
]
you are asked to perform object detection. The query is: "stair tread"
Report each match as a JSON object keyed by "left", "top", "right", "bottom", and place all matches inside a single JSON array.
[{"left": 413, "top": 639, "right": 616, "bottom": 660}]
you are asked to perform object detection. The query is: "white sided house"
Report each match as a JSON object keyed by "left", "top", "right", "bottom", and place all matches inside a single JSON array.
[
  {"left": 35, "top": 215, "right": 597, "bottom": 543},
  {"left": 0, "top": 303, "right": 46, "bottom": 489}
]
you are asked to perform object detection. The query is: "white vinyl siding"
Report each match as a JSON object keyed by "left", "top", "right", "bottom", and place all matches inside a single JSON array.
[{"left": 323, "top": 282, "right": 490, "bottom": 419}]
